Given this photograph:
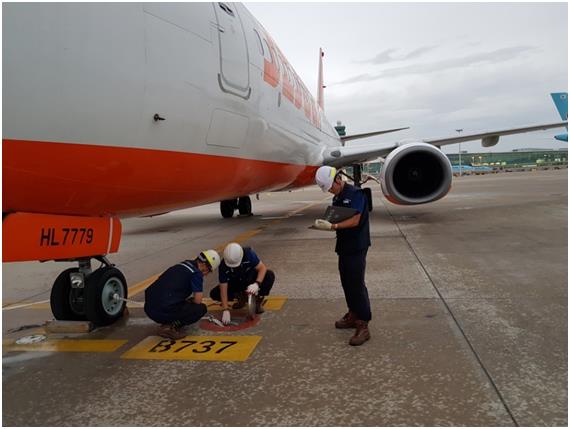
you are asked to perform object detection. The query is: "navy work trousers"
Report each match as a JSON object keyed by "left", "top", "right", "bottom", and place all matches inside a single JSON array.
[
  {"left": 338, "top": 249, "right": 371, "bottom": 322},
  {"left": 144, "top": 301, "right": 207, "bottom": 327},
  {"left": 210, "top": 270, "right": 275, "bottom": 301}
]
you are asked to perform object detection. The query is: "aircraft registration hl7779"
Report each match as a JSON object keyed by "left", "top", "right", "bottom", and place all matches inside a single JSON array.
[{"left": 3, "top": 3, "right": 566, "bottom": 326}]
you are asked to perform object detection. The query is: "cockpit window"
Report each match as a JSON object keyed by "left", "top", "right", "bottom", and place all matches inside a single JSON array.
[{"left": 253, "top": 29, "right": 264, "bottom": 55}]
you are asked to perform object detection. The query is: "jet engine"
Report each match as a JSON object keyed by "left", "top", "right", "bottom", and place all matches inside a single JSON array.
[{"left": 380, "top": 142, "right": 452, "bottom": 205}]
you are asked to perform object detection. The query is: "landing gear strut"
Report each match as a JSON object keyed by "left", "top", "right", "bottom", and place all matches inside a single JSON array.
[
  {"left": 50, "top": 256, "right": 128, "bottom": 326},
  {"left": 220, "top": 196, "right": 252, "bottom": 218},
  {"left": 350, "top": 163, "right": 374, "bottom": 212}
]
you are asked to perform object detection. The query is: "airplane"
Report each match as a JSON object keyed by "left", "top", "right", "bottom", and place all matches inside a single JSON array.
[
  {"left": 550, "top": 92, "right": 568, "bottom": 141},
  {"left": 3, "top": 3, "right": 567, "bottom": 326}
]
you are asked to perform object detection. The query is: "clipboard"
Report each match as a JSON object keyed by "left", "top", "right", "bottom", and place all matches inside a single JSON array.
[{"left": 308, "top": 206, "right": 359, "bottom": 230}]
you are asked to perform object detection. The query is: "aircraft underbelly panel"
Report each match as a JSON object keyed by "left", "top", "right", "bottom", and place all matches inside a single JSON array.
[{"left": 3, "top": 139, "right": 318, "bottom": 217}]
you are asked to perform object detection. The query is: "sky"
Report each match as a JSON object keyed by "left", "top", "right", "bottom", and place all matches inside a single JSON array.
[{"left": 245, "top": 2, "right": 568, "bottom": 153}]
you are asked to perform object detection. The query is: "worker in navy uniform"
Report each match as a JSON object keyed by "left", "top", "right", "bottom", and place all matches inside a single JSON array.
[
  {"left": 210, "top": 242, "right": 275, "bottom": 325},
  {"left": 144, "top": 249, "right": 221, "bottom": 340},
  {"left": 314, "top": 166, "right": 371, "bottom": 346}
]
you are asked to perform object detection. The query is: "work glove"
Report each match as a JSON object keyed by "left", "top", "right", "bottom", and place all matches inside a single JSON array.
[
  {"left": 222, "top": 310, "right": 231, "bottom": 325},
  {"left": 314, "top": 219, "right": 333, "bottom": 230},
  {"left": 246, "top": 282, "right": 260, "bottom": 295}
]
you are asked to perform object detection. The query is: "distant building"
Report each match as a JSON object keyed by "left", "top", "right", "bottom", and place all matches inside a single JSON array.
[
  {"left": 512, "top": 148, "right": 554, "bottom": 152},
  {"left": 362, "top": 149, "right": 567, "bottom": 175},
  {"left": 447, "top": 150, "right": 567, "bottom": 168}
]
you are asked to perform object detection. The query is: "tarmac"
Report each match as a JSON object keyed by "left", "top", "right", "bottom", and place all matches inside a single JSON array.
[{"left": 2, "top": 169, "right": 567, "bottom": 426}]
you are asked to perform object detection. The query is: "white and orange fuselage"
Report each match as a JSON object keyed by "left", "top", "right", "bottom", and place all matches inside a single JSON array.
[{"left": 3, "top": 3, "right": 341, "bottom": 261}]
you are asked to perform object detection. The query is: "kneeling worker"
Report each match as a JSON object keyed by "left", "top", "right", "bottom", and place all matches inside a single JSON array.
[
  {"left": 144, "top": 249, "right": 221, "bottom": 340},
  {"left": 210, "top": 243, "right": 275, "bottom": 325}
]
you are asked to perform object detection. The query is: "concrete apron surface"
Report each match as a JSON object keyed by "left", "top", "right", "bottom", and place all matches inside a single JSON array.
[{"left": 2, "top": 170, "right": 567, "bottom": 426}]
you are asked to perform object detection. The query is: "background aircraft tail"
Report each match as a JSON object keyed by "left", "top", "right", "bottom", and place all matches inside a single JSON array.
[
  {"left": 551, "top": 92, "right": 568, "bottom": 141},
  {"left": 551, "top": 92, "right": 568, "bottom": 122}
]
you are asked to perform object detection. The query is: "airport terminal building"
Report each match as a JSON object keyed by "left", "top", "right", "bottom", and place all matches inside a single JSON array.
[{"left": 364, "top": 149, "right": 568, "bottom": 175}]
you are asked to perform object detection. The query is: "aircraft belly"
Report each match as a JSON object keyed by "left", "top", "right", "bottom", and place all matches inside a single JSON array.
[{"left": 3, "top": 139, "right": 318, "bottom": 217}]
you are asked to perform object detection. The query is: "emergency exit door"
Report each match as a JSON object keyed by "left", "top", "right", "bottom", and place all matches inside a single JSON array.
[{"left": 213, "top": 2, "right": 251, "bottom": 99}]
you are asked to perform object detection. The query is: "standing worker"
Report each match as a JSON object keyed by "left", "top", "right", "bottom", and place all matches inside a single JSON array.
[
  {"left": 144, "top": 249, "right": 221, "bottom": 339},
  {"left": 210, "top": 242, "right": 275, "bottom": 325},
  {"left": 314, "top": 166, "right": 372, "bottom": 346}
]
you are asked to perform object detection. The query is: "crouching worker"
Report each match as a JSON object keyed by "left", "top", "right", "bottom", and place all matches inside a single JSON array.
[
  {"left": 144, "top": 250, "right": 221, "bottom": 340},
  {"left": 210, "top": 243, "right": 275, "bottom": 325}
]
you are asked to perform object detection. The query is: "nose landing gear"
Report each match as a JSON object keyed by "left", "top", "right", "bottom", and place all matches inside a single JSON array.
[{"left": 49, "top": 256, "right": 128, "bottom": 326}]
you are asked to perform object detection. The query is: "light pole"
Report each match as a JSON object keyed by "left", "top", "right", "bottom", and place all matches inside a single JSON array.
[{"left": 456, "top": 129, "right": 463, "bottom": 176}]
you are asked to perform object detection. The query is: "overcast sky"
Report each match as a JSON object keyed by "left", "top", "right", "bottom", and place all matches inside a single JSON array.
[{"left": 245, "top": 2, "right": 568, "bottom": 153}]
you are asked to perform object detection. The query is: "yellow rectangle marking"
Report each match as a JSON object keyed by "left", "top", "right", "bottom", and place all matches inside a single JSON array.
[
  {"left": 203, "top": 296, "right": 287, "bottom": 311},
  {"left": 121, "top": 335, "right": 261, "bottom": 362},
  {"left": 3, "top": 339, "right": 127, "bottom": 353}
]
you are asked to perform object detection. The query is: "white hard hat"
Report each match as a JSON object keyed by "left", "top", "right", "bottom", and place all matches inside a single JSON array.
[
  {"left": 315, "top": 166, "right": 337, "bottom": 192},
  {"left": 199, "top": 249, "right": 221, "bottom": 272},
  {"left": 223, "top": 242, "right": 244, "bottom": 268}
]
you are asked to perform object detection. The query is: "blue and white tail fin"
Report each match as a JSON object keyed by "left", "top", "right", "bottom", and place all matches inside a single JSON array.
[
  {"left": 551, "top": 92, "right": 568, "bottom": 142},
  {"left": 551, "top": 92, "right": 568, "bottom": 121}
]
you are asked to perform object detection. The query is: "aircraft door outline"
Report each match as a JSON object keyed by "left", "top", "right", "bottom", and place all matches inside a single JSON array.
[{"left": 213, "top": 2, "right": 251, "bottom": 99}]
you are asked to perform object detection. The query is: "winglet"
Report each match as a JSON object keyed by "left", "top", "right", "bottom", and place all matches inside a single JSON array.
[{"left": 317, "top": 48, "right": 325, "bottom": 110}]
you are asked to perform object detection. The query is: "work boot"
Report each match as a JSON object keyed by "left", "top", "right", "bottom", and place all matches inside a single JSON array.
[
  {"left": 349, "top": 320, "right": 370, "bottom": 346},
  {"left": 157, "top": 324, "right": 185, "bottom": 340},
  {"left": 255, "top": 296, "right": 266, "bottom": 314},
  {"left": 335, "top": 311, "right": 357, "bottom": 329},
  {"left": 232, "top": 292, "right": 247, "bottom": 310}
]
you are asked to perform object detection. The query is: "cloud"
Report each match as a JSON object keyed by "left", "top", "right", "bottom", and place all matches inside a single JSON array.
[
  {"left": 356, "top": 48, "right": 397, "bottom": 65},
  {"left": 335, "top": 45, "right": 539, "bottom": 85},
  {"left": 356, "top": 45, "right": 437, "bottom": 65}
]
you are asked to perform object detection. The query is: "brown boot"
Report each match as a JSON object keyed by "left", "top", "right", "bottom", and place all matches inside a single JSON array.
[
  {"left": 255, "top": 296, "right": 266, "bottom": 314},
  {"left": 232, "top": 292, "right": 247, "bottom": 310},
  {"left": 349, "top": 320, "right": 370, "bottom": 346},
  {"left": 335, "top": 311, "right": 357, "bottom": 329},
  {"left": 157, "top": 324, "right": 185, "bottom": 340}
]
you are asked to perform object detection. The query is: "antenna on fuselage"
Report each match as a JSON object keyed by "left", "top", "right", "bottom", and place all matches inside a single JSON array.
[{"left": 317, "top": 48, "right": 325, "bottom": 111}]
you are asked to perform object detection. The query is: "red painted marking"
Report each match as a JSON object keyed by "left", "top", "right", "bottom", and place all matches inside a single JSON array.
[{"left": 200, "top": 311, "right": 260, "bottom": 332}]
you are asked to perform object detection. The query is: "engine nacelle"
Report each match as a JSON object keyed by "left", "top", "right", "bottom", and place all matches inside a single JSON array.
[{"left": 380, "top": 142, "right": 452, "bottom": 205}]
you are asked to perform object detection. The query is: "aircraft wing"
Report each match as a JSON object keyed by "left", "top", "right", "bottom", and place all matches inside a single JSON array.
[
  {"left": 423, "top": 121, "right": 568, "bottom": 147},
  {"left": 324, "top": 143, "right": 398, "bottom": 167},
  {"left": 323, "top": 121, "right": 568, "bottom": 168},
  {"left": 341, "top": 127, "right": 410, "bottom": 142}
]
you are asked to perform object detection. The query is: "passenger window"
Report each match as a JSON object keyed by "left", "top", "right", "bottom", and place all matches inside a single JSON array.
[
  {"left": 253, "top": 29, "right": 264, "bottom": 55},
  {"left": 218, "top": 2, "right": 234, "bottom": 17}
]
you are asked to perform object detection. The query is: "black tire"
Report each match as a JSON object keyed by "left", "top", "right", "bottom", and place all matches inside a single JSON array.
[
  {"left": 84, "top": 267, "right": 127, "bottom": 326},
  {"left": 238, "top": 196, "right": 252, "bottom": 215},
  {"left": 220, "top": 199, "right": 236, "bottom": 218},
  {"left": 50, "top": 268, "right": 87, "bottom": 321}
]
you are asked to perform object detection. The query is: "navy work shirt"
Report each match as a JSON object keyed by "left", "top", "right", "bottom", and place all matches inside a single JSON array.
[
  {"left": 333, "top": 183, "right": 371, "bottom": 254},
  {"left": 219, "top": 247, "right": 260, "bottom": 284},
  {"left": 145, "top": 260, "right": 203, "bottom": 313}
]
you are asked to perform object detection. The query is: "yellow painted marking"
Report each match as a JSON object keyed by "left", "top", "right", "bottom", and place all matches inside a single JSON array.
[
  {"left": 204, "top": 296, "right": 287, "bottom": 311},
  {"left": 121, "top": 335, "right": 261, "bottom": 362},
  {"left": 262, "top": 296, "right": 287, "bottom": 310},
  {"left": 3, "top": 339, "right": 127, "bottom": 353},
  {"left": 128, "top": 274, "right": 160, "bottom": 298},
  {"left": 3, "top": 301, "right": 50, "bottom": 311}
]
